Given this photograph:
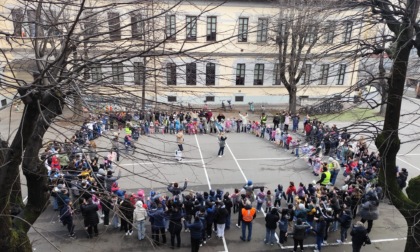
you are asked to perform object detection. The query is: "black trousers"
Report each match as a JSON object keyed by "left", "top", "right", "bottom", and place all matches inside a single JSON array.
[
  {"left": 87, "top": 225, "right": 98, "bottom": 236},
  {"left": 293, "top": 238, "right": 304, "bottom": 251},
  {"left": 191, "top": 237, "right": 201, "bottom": 252},
  {"left": 103, "top": 209, "right": 110, "bottom": 225},
  {"left": 152, "top": 227, "right": 167, "bottom": 245},
  {"left": 218, "top": 147, "right": 225, "bottom": 156},
  {"left": 121, "top": 218, "right": 133, "bottom": 232},
  {"left": 169, "top": 222, "right": 182, "bottom": 248}
]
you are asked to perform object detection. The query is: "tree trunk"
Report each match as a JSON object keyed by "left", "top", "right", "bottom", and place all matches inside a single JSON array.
[
  {"left": 288, "top": 86, "right": 297, "bottom": 114},
  {"left": 72, "top": 95, "right": 84, "bottom": 121},
  {"left": 0, "top": 93, "right": 63, "bottom": 251},
  {"left": 0, "top": 102, "right": 40, "bottom": 252},
  {"left": 375, "top": 27, "right": 420, "bottom": 252},
  {"left": 378, "top": 88, "right": 387, "bottom": 116}
]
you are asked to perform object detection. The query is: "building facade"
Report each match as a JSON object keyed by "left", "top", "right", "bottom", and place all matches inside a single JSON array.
[{"left": 0, "top": 0, "right": 366, "bottom": 109}]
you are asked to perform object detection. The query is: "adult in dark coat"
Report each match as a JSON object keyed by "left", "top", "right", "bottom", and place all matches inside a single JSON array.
[
  {"left": 290, "top": 218, "right": 310, "bottom": 252},
  {"left": 351, "top": 221, "right": 368, "bottom": 252},
  {"left": 120, "top": 196, "right": 135, "bottom": 235},
  {"left": 184, "top": 216, "right": 203, "bottom": 252},
  {"left": 215, "top": 203, "right": 229, "bottom": 238},
  {"left": 264, "top": 208, "right": 280, "bottom": 245},
  {"left": 359, "top": 189, "right": 379, "bottom": 233},
  {"left": 167, "top": 203, "right": 184, "bottom": 249},
  {"left": 80, "top": 198, "right": 99, "bottom": 238}
]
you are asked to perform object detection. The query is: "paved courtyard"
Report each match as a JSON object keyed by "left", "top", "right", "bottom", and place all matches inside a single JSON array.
[{"left": 28, "top": 131, "right": 408, "bottom": 252}]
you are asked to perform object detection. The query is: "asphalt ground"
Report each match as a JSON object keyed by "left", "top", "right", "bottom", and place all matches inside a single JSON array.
[
  {"left": 27, "top": 131, "right": 408, "bottom": 252},
  {"left": 1, "top": 98, "right": 418, "bottom": 252}
]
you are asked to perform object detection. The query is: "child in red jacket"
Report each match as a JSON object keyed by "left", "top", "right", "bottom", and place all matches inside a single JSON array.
[{"left": 286, "top": 181, "right": 296, "bottom": 204}]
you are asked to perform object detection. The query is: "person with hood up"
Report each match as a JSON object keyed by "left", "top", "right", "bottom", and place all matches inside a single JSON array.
[
  {"left": 243, "top": 180, "right": 257, "bottom": 202},
  {"left": 215, "top": 202, "right": 229, "bottom": 239},
  {"left": 133, "top": 200, "right": 147, "bottom": 240},
  {"left": 184, "top": 215, "right": 204, "bottom": 252},
  {"left": 120, "top": 194, "right": 135, "bottom": 236},
  {"left": 290, "top": 218, "right": 311, "bottom": 252},
  {"left": 359, "top": 188, "right": 379, "bottom": 233},
  {"left": 350, "top": 221, "right": 368, "bottom": 252},
  {"left": 167, "top": 202, "right": 184, "bottom": 249},
  {"left": 337, "top": 209, "right": 352, "bottom": 244},
  {"left": 240, "top": 200, "right": 256, "bottom": 241},
  {"left": 274, "top": 185, "right": 287, "bottom": 207},
  {"left": 396, "top": 167, "right": 409, "bottom": 189},
  {"left": 264, "top": 208, "right": 279, "bottom": 245},
  {"left": 148, "top": 202, "right": 167, "bottom": 245},
  {"left": 80, "top": 197, "right": 99, "bottom": 238}
]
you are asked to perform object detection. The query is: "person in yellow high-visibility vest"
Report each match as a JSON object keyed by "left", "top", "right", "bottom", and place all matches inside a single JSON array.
[{"left": 316, "top": 166, "right": 331, "bottom": 186}]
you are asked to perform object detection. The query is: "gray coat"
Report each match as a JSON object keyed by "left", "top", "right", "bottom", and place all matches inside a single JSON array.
[
  {"left": 359, "top": 200, "right": 379, "bottom": 220},
  {"left": 219, "top": 136, "right": 227, "bottom": 147}
]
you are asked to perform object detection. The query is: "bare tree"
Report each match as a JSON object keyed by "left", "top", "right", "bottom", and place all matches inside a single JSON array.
[
  {"left": 0, "top": 0, "right": 231, "bottom": 250},
  {"left": 368, "top": 0, "right": 420, "bottom": 251},
  {"left": 272, "top": 0, "right": 359, "bottom": 114}
]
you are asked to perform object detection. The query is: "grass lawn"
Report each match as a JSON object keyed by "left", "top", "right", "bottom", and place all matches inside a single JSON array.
[{"left": 315, "top": 108, "right": 383, "bottom": 122}]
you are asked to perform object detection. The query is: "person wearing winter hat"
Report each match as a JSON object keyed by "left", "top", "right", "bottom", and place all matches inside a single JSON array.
[
  {"left": 240, "top": 200, "right": 256, "bottom": 241},
  {"left": 264, "top": 207, "right": 280, "bottom": 245},
  {"left": 133, "top": 200, "right": 147, "bottom": 240},
  {"left": 215, "top": 202, "right": 229, "bottom": 238}
]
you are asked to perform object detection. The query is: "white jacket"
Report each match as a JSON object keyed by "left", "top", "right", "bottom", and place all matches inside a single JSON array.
[{"left": 133, "top": 201, "right": 148, "bottom": 221}]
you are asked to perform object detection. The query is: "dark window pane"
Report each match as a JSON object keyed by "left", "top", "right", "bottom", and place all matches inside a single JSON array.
[
  {"left": 108, "top": 12, "right": 121, "bottom": 40},
  {"left": 134, "top": 62, "right": 145, "bottom": 85},
  {"left": 235, "top": 96, "right": 244, "bottom": 102},
  {"left": 236, "top": 64, "right": 245, "bottom": 85},
  {"left": 167, "top": 63, "right": 176, "bottom": 85},
  {"left": 238, "top": 18, "right": 248, "bottom": 42},
  {"left": 166, "top": 15, "right": 176, "bottom": 40},
  {"left": 186, "top": 63, "right": 197, "bottom": 85},
  {"left": 186, "top": 16, "right": 197, "bottom": 40},
  {"left": 207, "top": 16, "right": 217, "bottom": 41},
  {"left": 253, "top": 64, "right": 264, "bottom": 85},
  {"left": 206, "top": 63, "right": 216, "bottom": 85},
  {"left": 11, "top": 8, "right": 24, "bottom": 36}
]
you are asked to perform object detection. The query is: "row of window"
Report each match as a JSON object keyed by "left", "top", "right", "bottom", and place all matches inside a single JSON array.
[
  {"left": 10, "top": 8, "right": 353, "bottom": 44},
  {"left": 88, "top": 62, "right": 346, "bottom": 85},
  {"left": 167, "top": 96, "right": 244, "bottom": 103},
  {"left": 168, "top": 15, "right": 353, "bottom": 43},
  {"left": 167, "top": 63, "right": 347, "bottom": 86},
  {"left": 90, "top": 62, "right": 145, "bottom": 84}
]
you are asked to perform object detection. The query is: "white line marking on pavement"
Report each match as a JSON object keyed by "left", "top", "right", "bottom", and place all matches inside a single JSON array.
[
  {"left": 194, "top": 135, "right": 211, "bottom": 190},
  {"left": 281, "top": 237, "right": 407, "bottom": 249},
  {"left": 236, "top": 157, "right": 292, "bottom": 161},
  {"left": 195, "top": 135, "right": 228, "bottom": 252},
  {"left": 397, "top": 157, "right": 420, "bottom": 172},
  {"left": 397, "top": 153, "right": 420, "bottom": 156},
  {"left": 23, "top": 196, "right": 28, "bottom": 203},
  {"left": 120, "top": 160, "right": 202, "bottom": 166},
  {"left": 225, "top": 143, "right": 280, "bottom": 243}
]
